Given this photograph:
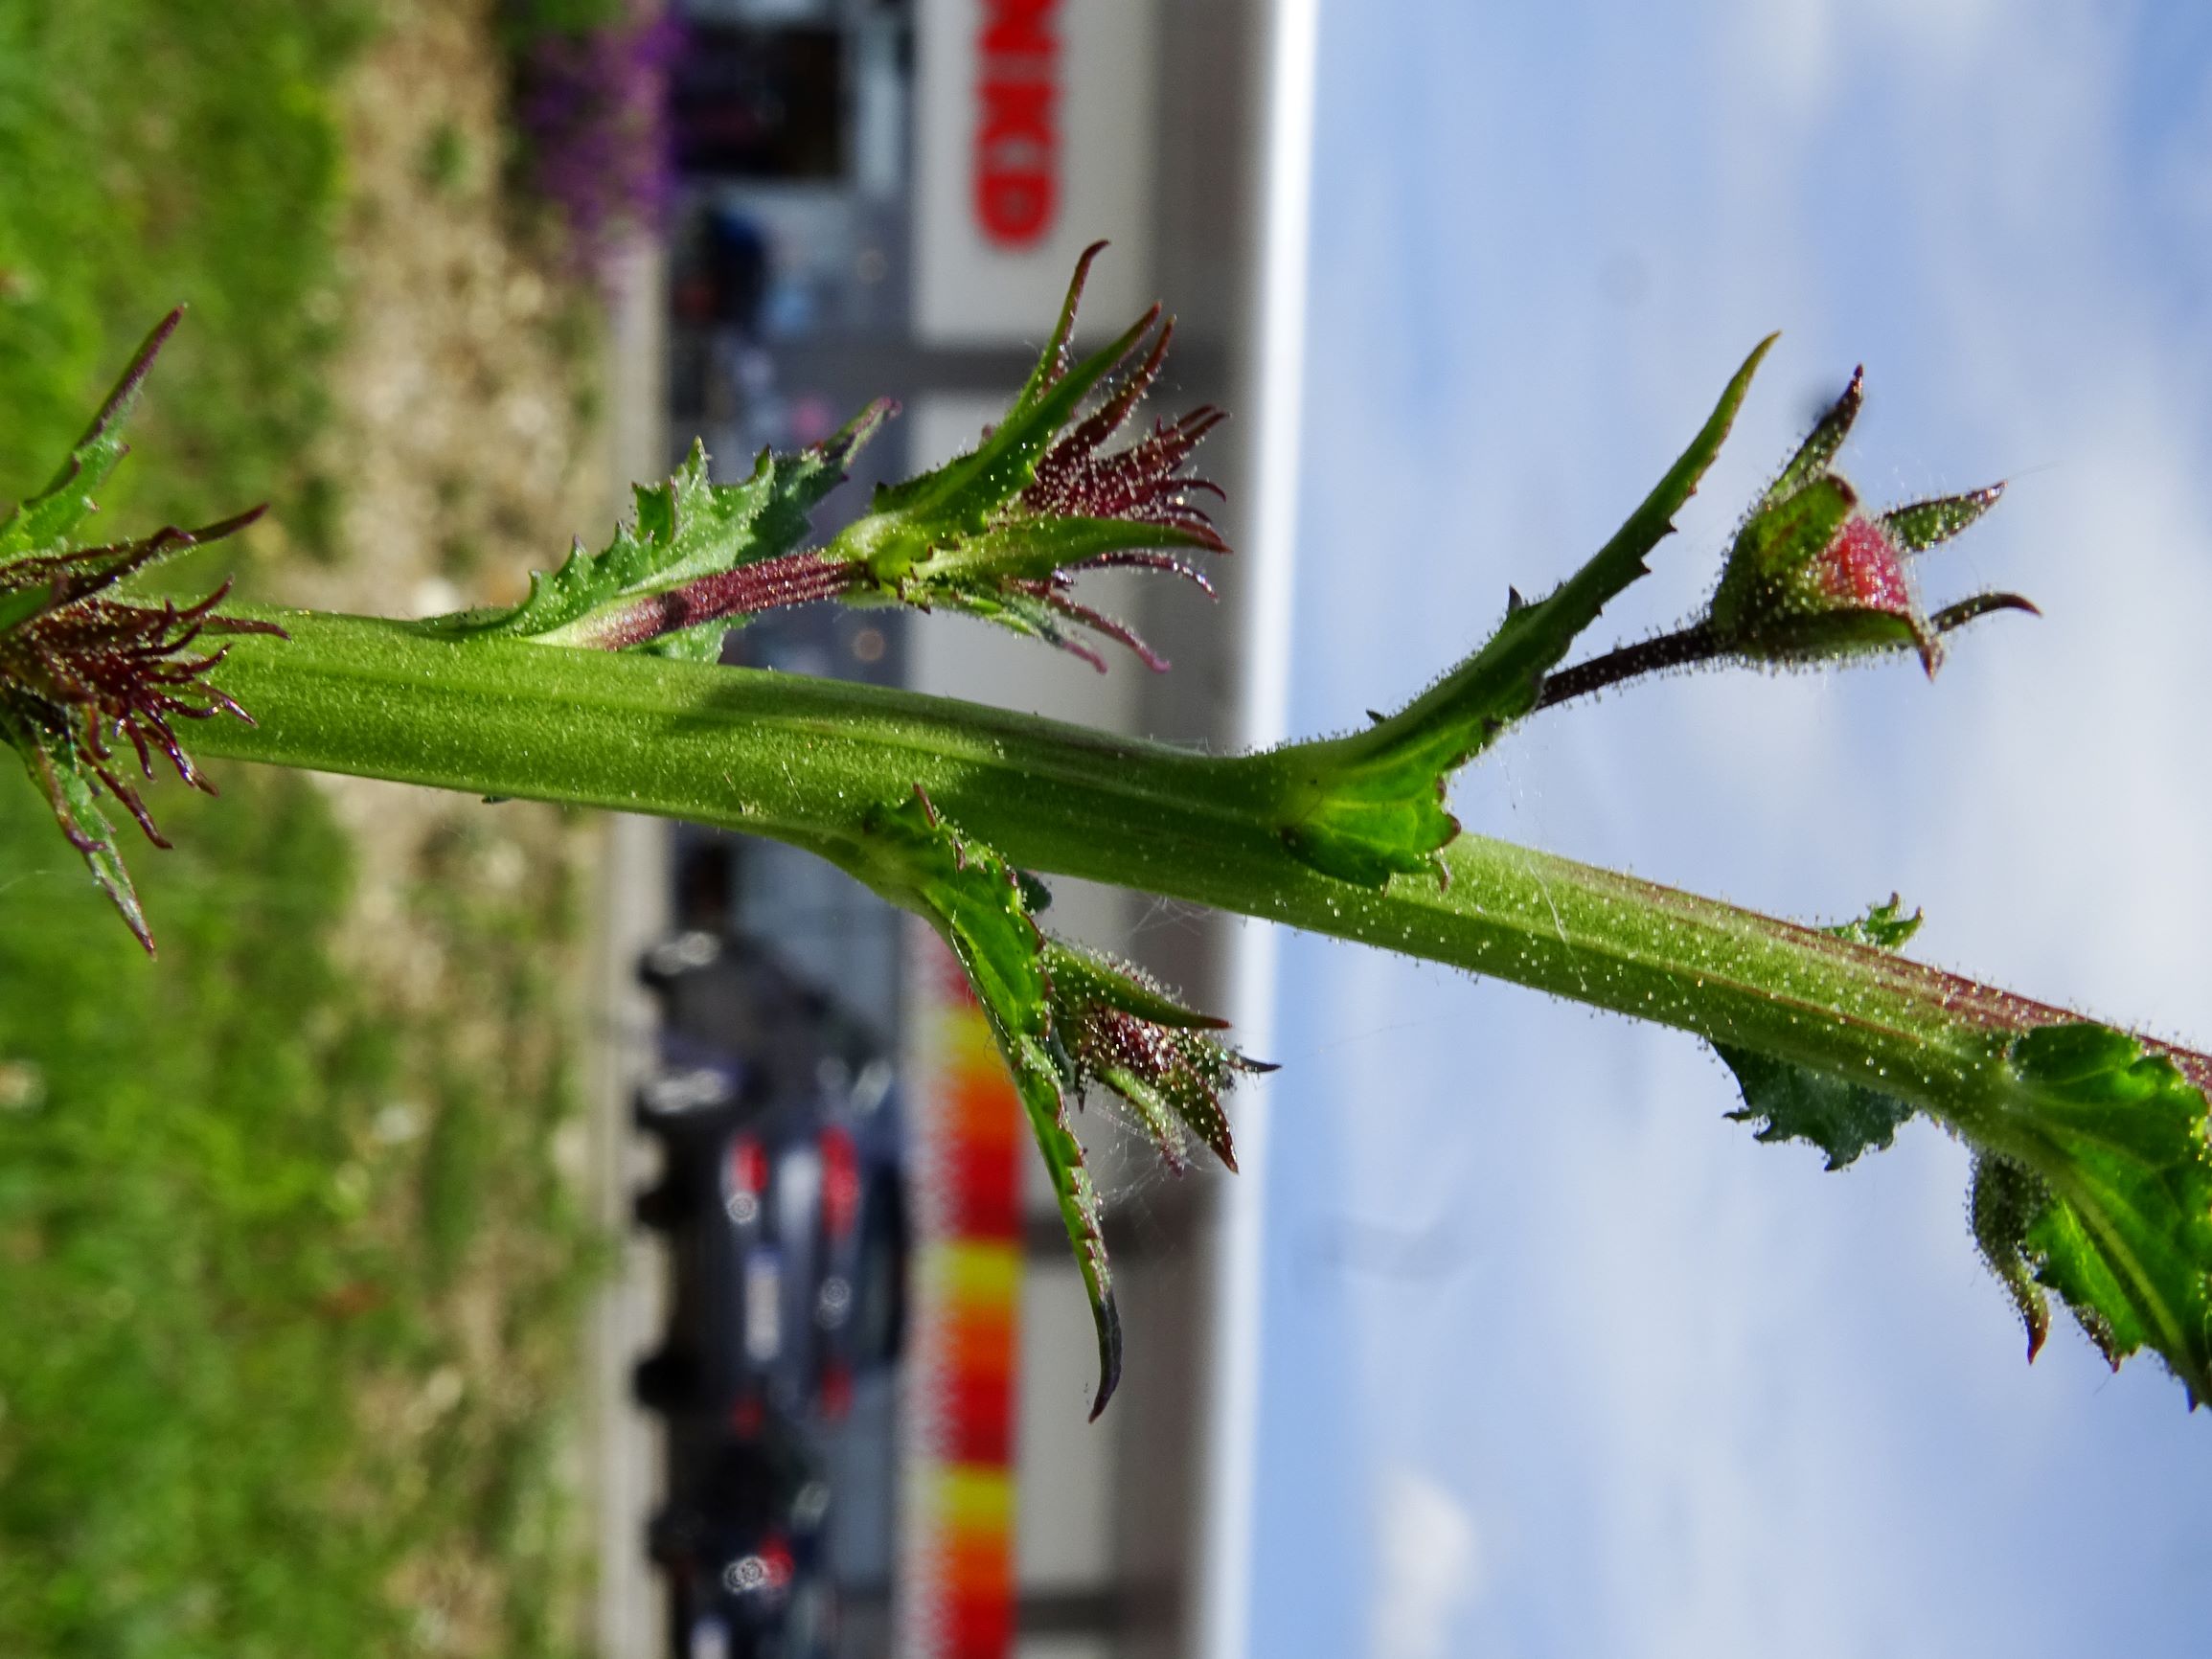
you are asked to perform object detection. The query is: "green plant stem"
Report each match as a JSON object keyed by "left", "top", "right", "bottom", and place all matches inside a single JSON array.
[{"left": 194, "top": 604, "right": 2210, "bottom": 1151}]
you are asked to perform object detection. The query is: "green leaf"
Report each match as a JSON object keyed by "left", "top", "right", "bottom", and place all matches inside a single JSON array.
[
  {"left": 432, "top": 405, "right": 887, "bottom": 650},
  {"left": 853, "top": 794, "right": 1259, "bottom": 1411},
  {"left": 0, "top": 583, "right": 53, "bottom": 641},
  {"left": 1994, "top": 1024, "right": 2212, "bottom": 1401},
  {"left": 633, "top": 620, "right": 733, "bottom": 664},
  {"left": 1764, "top": 365, "right": 1861, "bottom": 507},
  {"left": 1722, "top": 473, "right": 1859, "bottom": 585},
  {"left": 1970, "top": 1151, "right": 2054, "bottom": 1360},
  {"left": 924, "top": 514, "right": 1212, "bottom": 587},
  {"left": 0, "top": 310, "right": 182, "bottom": 562},
  {"left": 1881, "top": 488, "right": 2003, "bottom": 553},
  {"left": 1827, "top": 892, "right": 1923, "bottom": 950},
  {"left": 1721, "top": 941, "right": 2212, "bottom": 1402},
  {"left": 1718, "top": 1045, "right": 1915, "bottom": 1170},
  {"left": 1271, "top": 335, "right": 1777, "bottom": 887},
  {"left": 861, "top": 787, "right": 1123, "bottom": 1417},
  {"left": 1718, "top": 898, "right": 1921, "bottom": 1168},
  {"left": 0, "top": 708, "right": 152, "bottom": 953}
]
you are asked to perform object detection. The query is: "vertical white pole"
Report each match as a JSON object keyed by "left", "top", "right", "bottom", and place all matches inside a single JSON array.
[{"left": 1195, "top": 2, "right": 1320, "bottom": 1655}]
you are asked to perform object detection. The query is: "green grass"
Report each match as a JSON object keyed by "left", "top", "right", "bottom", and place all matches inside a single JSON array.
[
  {"left": 0, "top": 770, "right": 603, "bottom": 1657},
  {"left": 0, "top": 771, "right": 397, "bottom": 1655},
  {"left": 0, "top": 4, "right": 604, "bottom": 1651},
  {"left": 0, "top": 0, "right": 369, "bottom": 538}
]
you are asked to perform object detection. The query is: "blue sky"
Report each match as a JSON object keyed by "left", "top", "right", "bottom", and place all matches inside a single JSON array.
[{"left": 1246, "top": 4, "right": 2212, "bottom": 1655}]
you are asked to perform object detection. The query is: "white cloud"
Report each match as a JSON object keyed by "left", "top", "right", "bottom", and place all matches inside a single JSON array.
[
  {"left": 1734, "top": 0, "right": 1840, "bottom": 112},
  {"left": 1733, "top": 0, "right": 2008, "bottom": 104},
  {"left": 1369, "top": 1465, "right": 1483, "bottom": 1659}
]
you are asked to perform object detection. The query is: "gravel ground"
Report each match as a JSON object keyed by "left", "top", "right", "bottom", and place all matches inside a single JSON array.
[{"left": 286, "top": 4, "right": 622, "bottom": 1649}]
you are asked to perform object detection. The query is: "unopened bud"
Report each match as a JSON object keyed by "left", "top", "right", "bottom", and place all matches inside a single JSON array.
[{"left": 1705, "top": 371, "right": 2030, "bottom": 674}]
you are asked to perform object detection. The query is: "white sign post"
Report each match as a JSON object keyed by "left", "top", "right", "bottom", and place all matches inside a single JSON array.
[{"left": 913, "top": 0, "right": 1159, "bottom": 347}]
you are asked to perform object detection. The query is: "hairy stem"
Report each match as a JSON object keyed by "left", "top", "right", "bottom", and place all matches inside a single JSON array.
[
  {"left": 544, "top": 547, "right": 860, "bottom": 650},
  {"left": 1532, "top": 622, "right": 1727, "bottom": 711},
  {"left": 191, "top": 605, "right": 2209, "bottom": 1146}
]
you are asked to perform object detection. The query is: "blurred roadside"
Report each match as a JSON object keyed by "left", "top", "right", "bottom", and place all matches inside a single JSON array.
[
  {"left": 0, "top": 1, "right": 653, "bottom": 1652},
  {"left": 2, "top": 3, "right": 1288, "bottom": 1655}
]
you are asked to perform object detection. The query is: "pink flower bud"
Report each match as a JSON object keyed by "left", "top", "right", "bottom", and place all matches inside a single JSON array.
[{"left": 1705, "top": 370, "right": 2029, "bottom": 674}]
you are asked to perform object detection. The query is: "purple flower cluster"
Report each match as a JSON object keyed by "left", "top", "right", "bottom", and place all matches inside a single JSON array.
[{"left": 512, "top": 3, "right": 685, "bottom": 277}]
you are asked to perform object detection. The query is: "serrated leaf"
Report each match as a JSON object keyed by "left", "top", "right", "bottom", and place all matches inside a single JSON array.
[
  {"left": 1995, "top": 1024, "right": 2212, "bottom": 1400},
  {"left": 1707, "top": 887, "right": 2212, "bottom": 1401},
  {"left": 864, "top": 788, "right": 1123, "bottom": 1417},
  {"left": 480, "top": 440, "right": 831, "bottom": 640},
  {"left": 1718, "top": 1045, "right": 1915, "bottom": 1170},
  {"left": 1724, "top": 999, "right": 2212, "bottom": 1400},
  {"left": 1828, "top": 893, "right": 1923, "bottom": 950},
  {"left": 434, "top": 404, "right": 887, "bottom": 651},
  {"left": 1275, "top": 336, "right": 1776, "bottom": 887},
  {"left": 0, "top": 310, "right": 182, "bottom": 562},
  {"left": 1719, "top": 897, "right": 1920, "bottom": 1168}
]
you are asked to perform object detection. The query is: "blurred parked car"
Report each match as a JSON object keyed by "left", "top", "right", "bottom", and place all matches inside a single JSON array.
[
  {"left": 630, "top": 1058, "right": 905, "bottom": 1420},
  {"left": 631, "top": 927, "right": 908, "bottom": 1658},
  {"left": 647, "top": 1418, "right": 836, "bottom": 1659}
]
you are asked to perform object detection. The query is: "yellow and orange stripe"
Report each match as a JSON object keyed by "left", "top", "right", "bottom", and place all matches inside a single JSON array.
[{"left": 898, "top": 932, "right": 1023, "bottom": 1658}]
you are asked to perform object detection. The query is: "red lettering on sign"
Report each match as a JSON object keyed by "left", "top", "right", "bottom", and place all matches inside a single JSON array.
[
  {"left": 974, "top": 0, "right": 1059, "bottom": 246},
  {"left": 982, "top": 0, "right": 1053, "bottom": 57}
]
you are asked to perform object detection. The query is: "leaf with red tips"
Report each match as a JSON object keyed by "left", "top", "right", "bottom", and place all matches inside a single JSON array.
[
  {"left": 829, "top": 248, "right": 1230, "bottom": 668},
  {"left": 1041, "top": 942, "right": 1261, "bottom": 1174},
  {"left": 0, "top": 314, "right": 277, "bottom": 954},
  {"left": 855, "top": 793, "right": 1261, "bottom": 1415},
  {"left": 863, "top": 301, "right": 1163, "bottom": 548}
]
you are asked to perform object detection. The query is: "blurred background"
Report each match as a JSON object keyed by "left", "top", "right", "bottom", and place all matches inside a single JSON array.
[{"left": 1, "top": 2, "right": 2209, "bottom": 1658}]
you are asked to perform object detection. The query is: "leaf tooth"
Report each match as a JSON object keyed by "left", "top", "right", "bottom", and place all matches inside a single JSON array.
[{"left": 1970, "top": 1153, "right": 2052, "bottom": 1363}]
